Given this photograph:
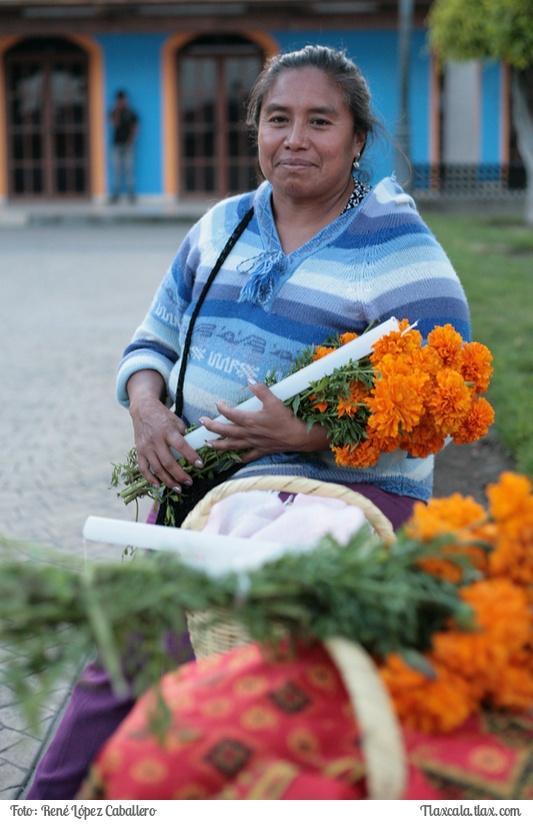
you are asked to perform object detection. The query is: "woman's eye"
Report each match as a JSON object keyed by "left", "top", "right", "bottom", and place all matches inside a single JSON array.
[{"left": 312, "top": 119, "right": 330, "bottom": 126}]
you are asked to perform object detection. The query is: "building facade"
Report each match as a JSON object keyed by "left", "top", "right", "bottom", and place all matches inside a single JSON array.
[{"left": 0, "top": 0, "right": 519, "bottom": 204}]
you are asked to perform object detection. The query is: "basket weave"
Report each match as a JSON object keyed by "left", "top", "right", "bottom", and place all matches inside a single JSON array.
[{"left": 182, "top": 475, "right": 394, "bottom": 660}]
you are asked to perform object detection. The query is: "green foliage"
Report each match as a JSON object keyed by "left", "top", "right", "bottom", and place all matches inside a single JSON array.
[
  {"left": 424, "top": 211, "right": 533, "bottom": 478},
  {"left": 110, "top": 443, "right": 243, "bottom": 527},
  {"left": 0, "top": 528, "right": 478, "bottom": 730},
  {"left": 428, "top": 0, "right": 533, "bottom": 69}
]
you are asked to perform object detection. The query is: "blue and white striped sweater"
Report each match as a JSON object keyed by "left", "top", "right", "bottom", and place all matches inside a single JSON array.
[{"left": 117, "top": 176, "right": 471, "bottom": 502}]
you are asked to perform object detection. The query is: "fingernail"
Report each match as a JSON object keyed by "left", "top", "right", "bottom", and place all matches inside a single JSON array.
[
  {"left": 184, "top": 479, "right": 193, "bottom": 487},
  {"left": 194, "top": 459, "right": 204, "bottom": 468},
  {"left": 248, "top": 377, "right": 257, "bottom": 385},
  {"left": 172, "top": 485, "right": 182, "bottom": 494},
  {"left": 199, "top": 417, "right": 207, "bottom": 425}
]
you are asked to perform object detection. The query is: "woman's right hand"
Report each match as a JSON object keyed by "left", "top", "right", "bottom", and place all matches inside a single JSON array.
[{"left": 126, "top": 370, "right": 204, "bottom": 491}]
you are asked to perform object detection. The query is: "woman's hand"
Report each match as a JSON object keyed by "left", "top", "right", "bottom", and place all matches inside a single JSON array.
[
  {"left": 127, "top": 370, "right": 204, "bottom": 491},
  {"left": 199, "top": 380, "right": 330, "bottom": 463}
]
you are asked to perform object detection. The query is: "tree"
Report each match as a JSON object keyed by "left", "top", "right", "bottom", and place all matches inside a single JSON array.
[{"left": 427, "top": 0, "right": 533, "bottom": 223}]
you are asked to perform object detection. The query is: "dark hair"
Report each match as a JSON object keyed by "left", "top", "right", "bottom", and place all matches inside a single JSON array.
[{"left": 246, "top": 45, "right": 382, "bottom": 162}]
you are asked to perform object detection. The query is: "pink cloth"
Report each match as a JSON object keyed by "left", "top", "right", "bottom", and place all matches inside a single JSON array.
[{"left": 201, "top": 490, "right": 368, "bottom": 546}]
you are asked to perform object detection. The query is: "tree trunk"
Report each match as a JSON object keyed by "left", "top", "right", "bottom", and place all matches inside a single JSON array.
[{"left": 510, "top": 68, "right": 533, "bottom": 225}]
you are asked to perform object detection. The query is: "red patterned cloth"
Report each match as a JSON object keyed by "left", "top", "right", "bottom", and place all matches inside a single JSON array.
[{"left": 80, "top": 643, "right": 533, "bottom": 801}]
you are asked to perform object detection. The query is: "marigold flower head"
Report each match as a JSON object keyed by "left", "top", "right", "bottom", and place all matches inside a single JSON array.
[
  {"left": 427, "top": 368, "right": 473, "bottom": 433},
  {"left": 313, "top": 345, "right": 336, "bottom": 361},
  {"left": 332, "top": 438, "right": 381, "bottom": 468},
  {"left": 337, "top": 381, "right": 367, "bottom": 418},
  {"left": 370, "top": 320, "right": 422, "bottom": 363},
  {"left": 427, "top": 324, "right": 464, "bottom": 370},
  {"left": 339, "top": 332, "right": 358, "bottom": 345},
  {"left": 366, "top": 371, "right": 426, "bottom": 439},
  {"left": 431, "top": 579, "right": 531, "bottom": 704},
  {"left": 399, "top": 414, "right": 446, "bottom": 458},
  {"left": 452, "top": 397, "right": 495, "bottom": 445},
  {"left": 311, "top": 397, "right": 329, "bottom": 414},
  {"left": 490, "top": 524, "right": 533, "bottom": 586},
  {"left": 406, "top": 494, "right": 487, "bottom": 542},
  {"left": 460, "top": 341, "right": 493, "bottom": 394},
  {"left": 486, "top": 472, "right": 533, "bottom": 523},
  {"left": 379, "top": 653, "right": 475, "bottom": 734},
  {"left": 486, "top": 663, "right": 533, "bottom": 712}
]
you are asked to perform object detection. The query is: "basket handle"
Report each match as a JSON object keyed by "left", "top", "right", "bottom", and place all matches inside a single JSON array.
[{"left": 324, "top": 637, "right": 407, "bottom": 800}]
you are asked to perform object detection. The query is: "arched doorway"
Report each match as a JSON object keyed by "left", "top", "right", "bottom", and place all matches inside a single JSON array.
[
  {"left": 4, "top": 37, "right": 90, "bottom": 198},
  {"left": 177, "top": 35, "right": 264, "bottom": 198}
]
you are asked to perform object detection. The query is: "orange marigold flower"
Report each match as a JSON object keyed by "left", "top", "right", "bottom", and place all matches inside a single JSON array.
[
  {"left": 366, "top": 371, "right": 426, "bottom": 439},
  {"left": 399, "top": 414, "right": 446, "bottom": 458},
  {"left": 427, "top": 324, "right": 464, "bottom": 370},
  {"left": 312, "top": 399, "right": 329, "bottom": 414},
  {"left": 487, "top": 663, "right": 533, "bottom": 712},
  {"left": 339, "top": 332, "right": 358, "bottom": 345},
  {"left": 490, "top": 525, "right": 533, "bottom": 587},
  {"left": 460, "top": 341, "right": 493, "bottom": 394},
  {"left": 337, "top": 380, "right": 368, "bottom": 418},
  {"left": 415, "top": 345, "right": 443, "bottom": 379},
  {"left": 379, "top": 653, "right": 474, "bottom": 734},
  {"left": 452, "top": 397, "right": 495, "bottom": 445},
  {"left": 427, "top": 369, "right": 473, "bottom": 433},
  {"left": 432, "top": 579, "right": 531, "bottom": 688},
  {"left": 350, "top": 380, "right": 369, "bottom": 404},
  {"left": 370, "top": 320, "right": 422, "bottom": 363},
  {"left": 332, "top": 438, "right": 381, "bottom": 468},
  {"left": 313, "top": 345, "right": 336, "bottom": 361},
  {"left": 408, "top": 493, "right": 487, "bottom": 538},
  {"left": 486, "top": 472, "right": 533, "bottom": 523}
]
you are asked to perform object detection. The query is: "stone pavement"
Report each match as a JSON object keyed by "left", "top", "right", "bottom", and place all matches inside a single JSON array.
[
  {"left": 0, "top": 207, "right": 198, "bottom": 799},
  {"left": 0, "top": 198, "right": 515, "bottom": 801}
]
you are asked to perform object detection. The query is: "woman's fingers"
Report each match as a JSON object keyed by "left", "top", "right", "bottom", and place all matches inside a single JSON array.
[{"left": 131, "top": 399, "right": 204, "bottom": 489}]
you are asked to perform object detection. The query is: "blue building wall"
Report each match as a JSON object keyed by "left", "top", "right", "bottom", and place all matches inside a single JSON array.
[
  {"left": 90, "top": 28, "right": 446, "bottom": 196},
  {"left": 96, "top": 33, "right": 167, "bottom": 196}
]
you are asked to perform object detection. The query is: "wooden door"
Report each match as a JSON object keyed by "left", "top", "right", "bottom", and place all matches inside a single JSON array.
[
  {"left": 4, "top": 38, "right": 90, "bottom": 198},
  {"left": 178, "top": 36, "right": 263, "bottom": 198}
]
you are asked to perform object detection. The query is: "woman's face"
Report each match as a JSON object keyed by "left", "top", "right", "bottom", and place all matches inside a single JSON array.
[{"left": 257, "top": 67, "right": 366, "bottom": 206}]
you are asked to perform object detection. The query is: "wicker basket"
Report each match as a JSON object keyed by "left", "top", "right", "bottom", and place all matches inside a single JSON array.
[
  {"left": 182, "top": 475, "right": 394, "bottom": 660},
  {"left": 182, "top": 477, "right": 405, "bottom": 800}
]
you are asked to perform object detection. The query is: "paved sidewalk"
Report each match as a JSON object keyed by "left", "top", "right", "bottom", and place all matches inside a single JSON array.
[
  {"left": 0, "top": 199, "right": 515, "bottom": 801},
  {"left": 0, "top": 214, "right": 194, "bottom": 799}
]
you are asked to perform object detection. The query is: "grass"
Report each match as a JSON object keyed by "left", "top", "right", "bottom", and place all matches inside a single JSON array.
[{"left": 422, "top": 210, "right": 533, "bottom": 479}]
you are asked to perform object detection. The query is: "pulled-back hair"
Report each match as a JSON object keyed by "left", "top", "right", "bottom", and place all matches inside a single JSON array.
[{"left": 246, "top": 45, "right": 382, "bottom": 162}]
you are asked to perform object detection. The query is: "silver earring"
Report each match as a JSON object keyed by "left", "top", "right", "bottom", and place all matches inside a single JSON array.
[{"left": 352, "top": 154, "right": 360, "bottom": 171}]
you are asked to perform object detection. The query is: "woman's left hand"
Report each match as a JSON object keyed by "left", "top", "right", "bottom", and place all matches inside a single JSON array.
[{"left": 199, "top": 380, "right": 330, "bottom": 463}]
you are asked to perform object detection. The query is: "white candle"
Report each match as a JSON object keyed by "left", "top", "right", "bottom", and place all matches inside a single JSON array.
[
  {"left": 183, "top": 316, "right": 400, "bottom": 451},
  {"left": 83, "top": 516, "right": 313, "bottom": 577}
]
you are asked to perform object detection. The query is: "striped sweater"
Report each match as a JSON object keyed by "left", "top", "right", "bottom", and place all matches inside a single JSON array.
[{"left": 117, "top": 176, "right": 471, "bottom": 502}]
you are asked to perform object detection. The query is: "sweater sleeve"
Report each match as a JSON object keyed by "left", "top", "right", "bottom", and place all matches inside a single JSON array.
[{"left": 115, "top": 228, "right": 198, "bottom": 407}]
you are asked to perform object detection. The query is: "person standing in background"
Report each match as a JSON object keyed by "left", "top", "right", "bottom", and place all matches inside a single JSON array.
[{"left": 109, "top": 90, "right": 138, "bottom": 203}]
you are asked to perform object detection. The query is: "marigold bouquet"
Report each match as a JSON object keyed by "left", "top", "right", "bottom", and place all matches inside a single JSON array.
[
  {"left": 112, "top": 320, "right": 495, "bottom": 521},
  {"left": 286, "top": 320, "right": 495, "bottom": 469}
]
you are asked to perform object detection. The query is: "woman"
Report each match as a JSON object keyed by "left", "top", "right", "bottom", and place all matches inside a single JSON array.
[
  {"left": 27, "top": 44, "right": 470, "bottom": 800},
  {"left": 117, "top": 45, "right": 470, "bottom": 530}
]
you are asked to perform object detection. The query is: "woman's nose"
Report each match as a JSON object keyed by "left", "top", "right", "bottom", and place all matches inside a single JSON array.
[{"left": 284, "top": 121, "right": 309, "bottom": 148}]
